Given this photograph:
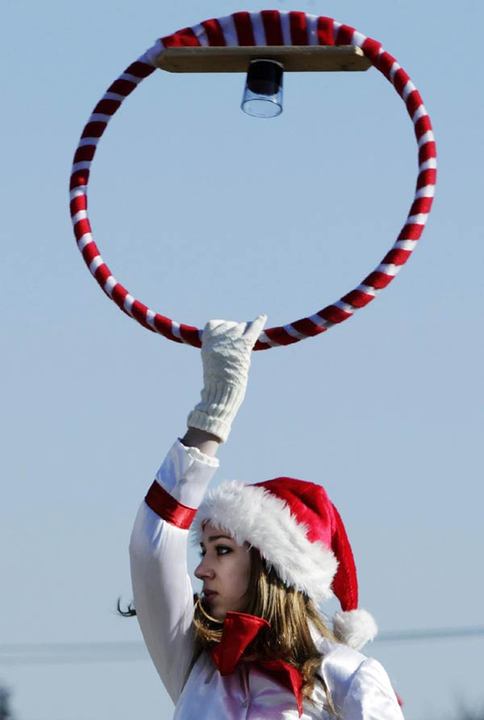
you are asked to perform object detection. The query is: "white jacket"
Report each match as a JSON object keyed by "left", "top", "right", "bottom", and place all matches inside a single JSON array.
[{"left": 130, "top": 440, "right": 405, "bottom": 719}]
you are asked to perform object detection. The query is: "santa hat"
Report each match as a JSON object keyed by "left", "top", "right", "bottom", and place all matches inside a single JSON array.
[{"left": 192, "top": 477, "right": 377, "bottom": 650}]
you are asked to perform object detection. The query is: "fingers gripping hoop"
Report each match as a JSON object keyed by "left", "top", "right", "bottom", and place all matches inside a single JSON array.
[{"left": 69, "top": 11, "right": 437, "bottom": 350}]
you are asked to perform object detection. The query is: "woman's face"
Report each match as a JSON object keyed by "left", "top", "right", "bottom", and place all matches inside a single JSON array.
[{"left": 194, "top": 522, "right": 251, "bottom": 620}]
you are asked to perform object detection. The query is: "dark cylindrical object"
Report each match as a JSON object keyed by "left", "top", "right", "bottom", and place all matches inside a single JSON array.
[{"left": 241, "top": 59, "right": 284, "bottom": 118}]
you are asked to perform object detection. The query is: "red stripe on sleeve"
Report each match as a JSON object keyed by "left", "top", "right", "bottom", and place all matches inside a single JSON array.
[
  {"left": 161, "top": 28, "right": 200, "bottom": 48},
  {"left": 202, "top": 18, "right": 226, "bottom": 46},
  {"left": 232, "top": 12, "right": 255, "bottom": 45},
  {"left": 107, "top": 79, "right": 136, "bottom": 96},
  {"left": 111, "top": 283, "right": 129, "bottom": 308},
  {"left": 289, "top": 12, "right": 308, "bottom": 45},
  {"left": 317, "top": 17, "right": 334, "bottom": 45},
  {"left": 73, "top": 145, "right": 96, "bottom": 164},
  {"left": 145, "top": 481, "right": 197, "bottom": 529},
  {"left": 361, "top": 37, "right": 381, "bottom": 61},
  {"left": 335, "top": 24, "right": 356, "bottom": 46},
  {"left": 341, "top": 289, "right": 375, "bottom": 309},
  {"left": 414, "top": 115, "right": 433, "bottom": 140},
  {"left": 261, "top": 10, "right": 283, "bottom": 45},
  {"left": 93, "top": 99, "right": 121, "bottom": 116},
  {"left": 153, "top": 315, "right": 184, "bottom": 344},
  {"left": 70, "top": 194, "right": 87, "bottom": 215},
  {"left": 318, "top": 305, "right": 352, "bottom": 324},
  {"left": 125, "top": 61, "right": 156, "bottom": 79},
  {"left": 264, "top": 326, "right": 300, "bottom": 346}
]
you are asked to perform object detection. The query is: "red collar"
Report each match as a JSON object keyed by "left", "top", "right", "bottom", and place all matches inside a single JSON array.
[{"left": 210, "top": 611, "right": 304, "bottom": 717}]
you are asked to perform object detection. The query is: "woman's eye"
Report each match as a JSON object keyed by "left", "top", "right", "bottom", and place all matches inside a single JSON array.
[{"left": 216, "top": 546, "right": 232, "bottom": 556}]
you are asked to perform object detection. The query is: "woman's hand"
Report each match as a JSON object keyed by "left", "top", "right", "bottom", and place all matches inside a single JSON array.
[{"left": 186, "top": 315, "right": 267, "bottom": 444}]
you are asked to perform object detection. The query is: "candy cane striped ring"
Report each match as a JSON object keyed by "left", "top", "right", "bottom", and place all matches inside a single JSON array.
[{"left": 69, "top": 11, "right": 437, "bottom": 350}]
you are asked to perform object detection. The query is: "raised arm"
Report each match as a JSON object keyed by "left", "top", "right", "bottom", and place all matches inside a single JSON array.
[{"left": 129, "top": 316, "right": 266, "bottom": 703}]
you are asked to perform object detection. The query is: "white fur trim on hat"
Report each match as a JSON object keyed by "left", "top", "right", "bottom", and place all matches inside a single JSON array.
[
  {"left": 332, "top": 609, "right": 378, "bottom": 650},
  {"left": 192, "top": 480, "right": 338, "bottom": 603}
]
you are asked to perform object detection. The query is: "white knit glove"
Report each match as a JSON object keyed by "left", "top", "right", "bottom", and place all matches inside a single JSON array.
[{"left": 187, "top": 315, "right": 267, "bottom": 442}]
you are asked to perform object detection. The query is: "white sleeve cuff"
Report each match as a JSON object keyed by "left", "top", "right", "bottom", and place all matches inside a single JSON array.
[{"left": 155, "top": 439, "right": 219, "bottom": 508}]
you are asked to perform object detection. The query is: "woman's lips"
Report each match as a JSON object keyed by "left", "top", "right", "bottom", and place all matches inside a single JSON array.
[{"left": 203, "top": 590, "right": 218, "bottom": 602}]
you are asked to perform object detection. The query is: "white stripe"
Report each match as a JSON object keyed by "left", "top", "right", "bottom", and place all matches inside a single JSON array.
[
  {"left": 334, "top": 300, "right": 354, "bottom": 315},
  {"left": 406, "top": 213, "right": 427, "bottom": 225},
  {"left": 308, "top": 314, "right": 328, "bottom": 327},
  {"left": 219, "top": 14, "right": 239, "bottom": 46},
  {"left": 103, "top": 91, "right": 125, "bottom": 102},
  {"left": 306, "top": 14, "right": 319, "bottom": 45},
  {"left": 72, "top": 210, "right": 88, "bottom": 223},
  {"left": 418, "top": 130, "right": 435, "bottom": 147},
  {"left": 389, "top": 61, "right": 400, "bottom": 80},
  {"left": 412, "top": 104, "right": 427, "bottom": 123},
  {"left": 258, "top": 331, "right": 278, "bottom": 347},
  {"left": 395, "top": 239, "right": 418, "bottom": 250},
  {"left": 124, "top": 294, "right": 135, "bottom": 314},
  {"left": 89, "top": 113, "right": 111, "bottom": 123},
  {"left": 70, "top": 187, "right": 87, "bottom": 200},
  {"left": 139, "top": 42, "right": 162, "bottom": 66},
  {"left": 77, "top": 233, "right": 92, "bottom": 250},
  {"left": 415, "top": 185, "right": 436, "bottom": 198},
  {"left": 120, "top": 72, "right": 141, "bottom": 84},
  {"left": 89, "top": 255, "right": 103, "bottom": 274},
  {"left": 280, "top": 12, "right": 292, "bottom": 45},
  {"left": 71, "top": 161, "right": 91, "bottom": 173},
  {"left": 78, "top": 137, "right": 100, "bottom": 148},
  {"left": 357, "top": 284, "right": 378, "bottom": 297},
  {"left": 190, "top": 22, "right": 209, "bottom": 46},
  {"left": 104, "top": 276, "right": 117, "bottom": 296},
  {"left": 332, "top": 21, "right": 342, "bottom": 42},
  {"left": 352, "top": 30, "right": 367, "bottom": 48},
  {"left": 251, "top": 12, "right": 266, "bottom": 45},
  {"left": 145, "top": 310, "right": 157, "bottom": 330},
  {"left": 171, "top": 321, "right": 182, "bottom": 339},
  {"left": 283, "top": 324, "right": 306, "bottom": 340},
  {"left": 419, "top": 158, "right": 437, "bottom": 171},
  {"left": 402, "top": 80, "right": 416, "bottom": 100},
  {"left": 376, "top": 263, "right": 400, "bottom": 277}
]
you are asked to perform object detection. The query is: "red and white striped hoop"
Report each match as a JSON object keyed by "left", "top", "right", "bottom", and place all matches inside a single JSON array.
[{"left": 69, "top": 11, "right": 436, "bottom": 350}]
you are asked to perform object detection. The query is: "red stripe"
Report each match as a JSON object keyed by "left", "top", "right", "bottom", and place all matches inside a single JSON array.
[
  {"left": 419, "top": 142, "right": 437, "bottom": 163},
  {"left": 74, "top": 218, "right": 91, "bottom": 241},
  {"left": 317, "top": 17, "right": 334, "bottom": 45},
  {"left": 335, "top": 24, "right": 355, "bottom": 46},
  {"left": 94, "top": 263, "right": 111, "bottom": 285},
  {"left": 179, "top": 323, "right": 202, "bottom": 347},
  {"left": 261, "top": 10, "right": 283, "bottom": 45},
  {"left": 70, "top": 194, "right": 87, "bottom": 215},
  {"left": 81, "top": 121, "right": 106, "bottom": 139},
  {"left": 73, "top": 145, "right": 96, "bottom": 164},
  {"left": 363, "top": 271, "right": 394, "bottom": 290},
  {"left": 82, "top": 242, "right": 100, "bottom": 265},
  {"left": 232, "top": 12, "right": 255, "bottom": 45},
  {"left": 374, "top": 51, "right": 396, "bottom": 79},
  {"left": 125, "top": 61, "right": 156, "bottom": 79},
  {"left": 393, "top": 68, "right": 410, "bottom": 96},
  {"left": 410, "top": 197, "right": 433, "bottom": 215},
  {"left": 382, "top": 249, "right": 411, "bottom": 266},
  {"left": 414, "top": 115, "right": 433, "bottom": 140},
  {"left": 202, "top": 18, "right": 226, "bottom": 46},
  {"left": 111, "top": 283, "right": 129, "bottom": 308},
  {"left": 93, "top": 99, "right": 121, "bottom": 116},
  {"left": 290, "top": 12, "right": 308, "bottom": 45},
  {"left": 398, "top": 223, "right": 424, "bottom": 241},
  {"left": 69, "top": 170, "right": 89, "bottom": 190},
  {"left": 107, "top": 78, "right": 136, "bottom": 96},
  {"left": 131, "top": 300, "right": 155, "bottom": 332},
  {"left": 153, "top": 314, "right": 184, "bottom": 343},
  {"left": 290, "top": 318, "right": 325, "bottom": 337},
  {"left": 161, "top": 28, "right": 200, "bottom": 47},
  {"left": 361, "top": 37, "right": 381, "bottom": 61},
  {"left": 145, "top": 481, "right": 196, "bottom": 529},
  {"left": 318, "top": 305, "right": 352, "bottom": 324},
  {"left": 264, "top": 326, "right": 300, "bottom": 346},
  {"left": 406, "top": 89, "right": 423, "bottom": 117},
  {"left": 416, "top": 169, "right": 437, "bottom": 189},
  {"left": 341, "top": 289, "right": 375, "bottom": 308}
]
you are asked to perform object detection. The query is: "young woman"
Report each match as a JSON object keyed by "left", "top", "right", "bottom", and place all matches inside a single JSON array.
[{"left": 129, "top": 317, "right": 404, "bottom": 719}]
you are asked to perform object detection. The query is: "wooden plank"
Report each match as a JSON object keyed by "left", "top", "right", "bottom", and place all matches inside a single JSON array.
[{"left": 155, "top": 46, "right": 371, "bottom": 73}]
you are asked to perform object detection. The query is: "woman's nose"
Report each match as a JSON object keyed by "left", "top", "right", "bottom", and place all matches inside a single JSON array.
[{"left": 194, "top": 558, "right": 215, "bottom": 580}]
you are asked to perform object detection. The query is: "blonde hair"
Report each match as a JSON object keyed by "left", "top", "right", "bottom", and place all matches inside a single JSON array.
[{"left": 192, "top": 548, "right": 337, "bottom": 713}]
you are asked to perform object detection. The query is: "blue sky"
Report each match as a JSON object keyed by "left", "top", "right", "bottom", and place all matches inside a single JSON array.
[{"left": 2, "top": 1, "right": 483, "bottom": 718}]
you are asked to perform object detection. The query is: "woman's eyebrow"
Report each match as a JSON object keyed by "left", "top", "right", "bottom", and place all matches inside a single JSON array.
[{"left": 207, "top": 534, "right": 232, "bottom": 542}]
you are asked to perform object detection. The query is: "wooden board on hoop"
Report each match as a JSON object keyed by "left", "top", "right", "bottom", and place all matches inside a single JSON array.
[{"left": 155, "top": 46, "right": 371, "bottom": 73}]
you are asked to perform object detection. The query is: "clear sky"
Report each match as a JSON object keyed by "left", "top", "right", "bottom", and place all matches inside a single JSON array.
[{"left": 2, "top": 1, "right": 483, "bottom": 719}]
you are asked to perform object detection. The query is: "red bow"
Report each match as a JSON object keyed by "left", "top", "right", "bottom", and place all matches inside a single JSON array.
[{"left": 210, "top": 611, "right": 304, "bottom": 717}]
